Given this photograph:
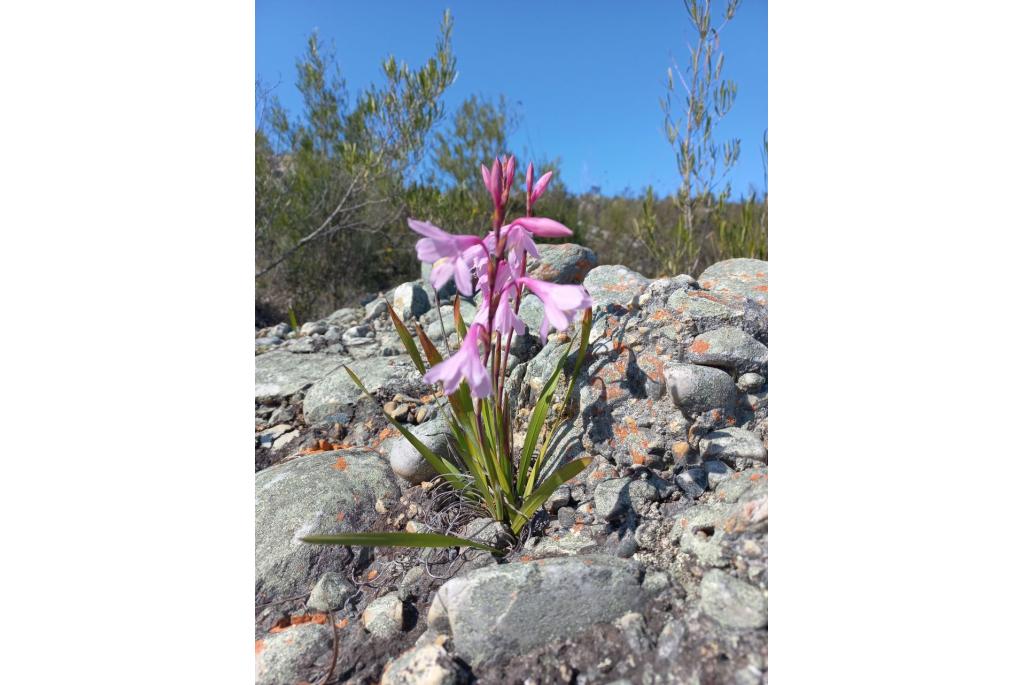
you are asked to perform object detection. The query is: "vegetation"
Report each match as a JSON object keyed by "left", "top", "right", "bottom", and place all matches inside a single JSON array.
[{"left": 256, "top": 5, "right": 766, "bottom": 325}]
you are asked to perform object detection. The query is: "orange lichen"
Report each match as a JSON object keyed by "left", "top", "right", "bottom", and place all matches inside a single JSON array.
[
  {"left": 255, "top": 639, "right": 265, "bottom": 655},
  {"left": 269, "top": 614, "right": 329, "bottom": 633},
  {"left": 366, "top": 569, "right": 378, "bottom": 581},
  {"left": 333, "top": 456, "right": 348, "bottom": 470},
  {"left": 690, "top": 339, "right": 711, "bottom": 354}
]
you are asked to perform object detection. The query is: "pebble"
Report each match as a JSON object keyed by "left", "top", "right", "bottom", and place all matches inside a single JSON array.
[
  {"left": 306, "top": 572, "right": 356, "bottom": 612},
  {"left": 363, "top": 592, "right": 404, "bottom": 638},
  {"left": 699, "top": 569, "right": 767, "bottom": 629},
  {"left": 737, "top": 372, "right": 765, "bottom": 393}
]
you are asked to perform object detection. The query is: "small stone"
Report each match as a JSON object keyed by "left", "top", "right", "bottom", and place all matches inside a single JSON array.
[
  {"left": 384, "top": 401, "right": 409, "bottom": 421},
  {"left": 323, "top": 326, "right": 343, "bottom": 343},
  {"left": 363, "top": 297, "right": 388, "bottom": 321},
  {"left": 737, "top": 372, "right": 765, "bottom": 393},
  {"left": 664, "top": 363, "right": 737, "bottom": 418},
  {"left": 415, "top": 404, "right": 436, "bottom": 424},
  {"left": 363, "top": 592, "right": 404, "bottom": 638},
  {"left": 300, "top": 320, "right": 328, "bottom": 336},
  {"left": 704, "top": 460, "right": 733, "bottom": 489},
  {"left": 699, "top": 568, "right": 767, "bottom": 629},
  {"left": 257, "top": 424, "right": 291, "bottom": 448},
  {"left": 686, "top": 326, "right": 768, "bottom": 375},
  {"left": 393, "top": 282, "right": 430, "bottom": 319},
  {"left": 655, "top": 619, "right": 687, "bottom": 661},
  {"left": 526, "top": 243, "right": 597, "bottom": 284},
  {"left": 700, "top": 427, "right": 767, "bottom": 465},
  {"left": 557, "top": 506, "right": 577, "bottom": 528},
  {"left": 272, "top": 430, "right": 298, "bottom": 450},
  {"left": 381, "top": 644, "right": 460, "bottom": 685},
  {"left": 388, "top": 417, "right": 451, "bottom": 484},
  {"left": 306, "top": 572, "right": 356, "bottom": 612},
  {"left": 268, "top": 405, "right": 295, "bottom": 425},
  {"left": 544, "top": 484, "right": 572, "bottom": 513},
  {"left": 676, "top": 467, "right": 708, "bottom": 499},
  {"left": 398, "top": 566, "right": 425, "bottom": 601},
  {"left": 594, "top": 478, "right": 658, "bottom": 522}
]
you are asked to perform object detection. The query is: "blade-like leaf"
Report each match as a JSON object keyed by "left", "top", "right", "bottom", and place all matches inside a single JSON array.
[
  {"left": 511, "top": 456, "right": 593, "bottom": 534},
  {"left": 386, "top": 301, "right": 425, "bottom": 374},
  {"left": 453, "top": 294, "right": 468, "bottom": 339},
  {"left": 516, "top": 344, "right": 572, "bottom": 493},
  {"left": 415, "top": 323, "right": 443, "bottom": 367},
  {"left": 302, "top": 531, "right": 502, "bottom": 554},
  {"left": 561, "top": 307, "right": 593, "bottom": 415}
]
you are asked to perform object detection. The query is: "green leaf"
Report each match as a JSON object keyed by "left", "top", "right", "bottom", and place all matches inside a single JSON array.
[
  {"left": 387, "top": 301, "right": 425, "bottom": 374},
  {"left": 511, "top": 456, "right": 593, "bottom": 534},
  {"left": 561, "top": 307, "right": 593, "bottom": 416},
  {"left": 302, "top": 531, "right": 502, "bottom": 554},
  {"left": 516, "top": 344, "right": 572, "bottom": 493}
]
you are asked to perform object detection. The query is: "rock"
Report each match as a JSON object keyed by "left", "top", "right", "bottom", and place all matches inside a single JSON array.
[
  {"left": 429, "top": 555, "right": 647, "bottom": 668},
  {"left": 257, "top": 424, "right": 291, "bottom": 448},
  {"left": 394, "top": 281, "right": 430, "bottom": 319},
  {"left": 255, "top": 336, "right": 284, "bottom": 348},
  {"left": 326, "top": 307, "right": 362, "bottom": 325},
  {"left": 255, "top": 622, "right": 331, "bottom": 685},
  {"left": 303, "top": 357, "right": 418, "bottom": 424},
  {"left": 676, "top": 467, "right": 708, "bottom": 499},
  {"left": 306, "top": 572, "right": 356, "bottom": 612},
  {"left": 543, "top": 484, "right": 572, "bottom": 513},
  {"left": 699, "top": 568, "right": 768, "bottom": 630},
  {"left": 381, "top": 644, "right": 461, "bottom": 685},
  {"left": 666, "top": 289, "right": 744, "bottom": 334},
  {"left": 703, "top": 460, "right": 733, "bottom": 489},
  {"left": 664, "top": 363, "right": 737, "bottom": 417},
  {"left": 698, "top": 258, "right": 768, "bottom": 308},
  {"left": 255, "top": 351, "right": 345, "bottom": 402},
  {"left": 323, "top": 325, "right": 343, "bottom": 343},
  {"left": 583, "top": 265, "right": 651, "bottom": 312},
  {"left": 300, "top": 320, "right": 328, "bottom": 336},
  {"left": 655, "top": 618, "right": 687, "bottom": 661},
  {"left": 594, "top": 477, "right": 659, "bottom": 521},
  {"left": 268, "top": 405, "right": 295, "bottom": 425},
  {"left": 425, "top": 303, "right": 477, "bottom": 340},
  {"left": 388, "top": 417, "right": 451, "bottom": 484},
  {"left": 700, "top": 427, "right": 767, "bottom": 465},
  {"left": 737, "top": 372, "right": 765, "bottom": 393},
  {"left": 384, "top": 401, "right": 410, "bottom": 421},
  {"left": 272, "top": 430, "right": 299, "bottom": 450},
  {"left": 686, "top": 326, "right": 768, "bottom": 375},
  {"left": 363, "top": 297, "right": 389, "bottom": 321},
  {"left": 527, "top": 243, "right": 597, "bottom": 284},
  {"left": 557, "top": 506, "right": 577, "bottom": 528},
  {"left": 363, "top": 592, "right": 404, "bottom": 638},
  {"left": 255, "top": 449, "right": 400, "bottom": 601}
]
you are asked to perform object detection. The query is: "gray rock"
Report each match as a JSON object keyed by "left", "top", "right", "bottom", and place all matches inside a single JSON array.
[
  {"left": 255, "top": 449, "right": 400, "bottom": 601},
  {"left": 594, "top": 477, "right": 659, "bottom": 521},
  {"left": 426, "top": 303, "right": 478, "bottom": 340},
  {"left": 381, "top": 644, "right": 461, "bottom": 685},
  {"left": 429, "top": 555, "right": 646, "bottom": 667},
  {"left": 527, "top": 243, "right": 597, "bottom": 284},
  {"left": 394, "top": 281, "right": 430, "bottom": 319},
  {"left": 268, "top": 405, "right": 296, "bottom": 425},
  {"left": 737, "top": 372, "right": 765, "bottom": 393},
  {"left": 666, "top": 289, "right": 744, "bottom": 334},
  {"left": 255, "top": 336, "right": 284, "bottom": 347},
  {"left": 257, "top": 423, "right": 291, "bottom": 448},
  {"left": 271, "top": 322, "right": 292, "bottom": 338},
  {"left": 615, "top": 611, "right": 652, "bottom": 653},
  {"left": 363, "top": 297, "right": 389, "bottom": 321},
  {"left": 544, "top": 484, "right": 572, "bottom": 513},
  {"left": 300, "top": 320, "right": 328, "bottom": 336},
  {"left": 676, "top": 467, "right": 708, "bottom": 499},
  {"left": 388, "top": 416, "right": 450, "bottom": 484},
  {"left": 664, "top": 363, "right": 737, "bottom": 417},
  {"left": 686, "top": 326, "right": 768, "bottom": 375},
  {"left": 700, "top": 427, "right": 767, "bottom": 465},
  {"left": 255, "top": 351, "right": 345, "bottom": 402},
  {"left": 303, "top": 357, "right": 418, "bottom": 424},
  {"left": 363, "top": 591, "right": 404, "bottom": 638},
  {"left": 699, "top": 569, "right": 768, "bottom": 630},
  {"left": 698, "top": 258, "right": 768, "bottom": 309},
  {"left": 326, "top": 307, "right": 362, "bottom": 325},
  {"left": 306, "top": 572, "right": 356, "bottom": 612},
  {"left": 655, "top": 618, "right": 687, "bottom": 661},
  {"left": 272, "top": 430, "right": 299, "bottom": 450},
  {"left": 255, "top": 622, "right": 331, "bottom": 685},
  {"left": 323, "top": 325, "right": 343, "bottom": 343},
  {"left": 583, "top": 265, "right": 651, "bottom": 312},
  {"left": 703, "top": 460, "right": 733, "bottom": 489},
  {"left": 557, "top": 506, "right": 577, "bottom": 528}
]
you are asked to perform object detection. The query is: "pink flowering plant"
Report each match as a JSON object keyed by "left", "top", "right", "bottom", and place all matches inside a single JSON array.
[{"left": 303, "top": 156, "right": 594, "bottom": 555}]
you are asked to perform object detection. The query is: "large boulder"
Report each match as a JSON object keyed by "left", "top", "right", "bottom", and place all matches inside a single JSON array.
[
  {"left": 303, "top": 357, "right": 420, "bottom": 424},
  {"left": 255, "top": 449, "right": 400, "bottom": 601},
  {"left": 255, "top": 351, "right": 344, "bottom": 402},
  {"left": 428, "top": 555, "right": 647, "bottom": 668}
]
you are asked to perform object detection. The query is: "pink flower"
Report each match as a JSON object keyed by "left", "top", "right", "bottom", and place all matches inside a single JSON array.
[
  {"left": 530, "top": 171, "right": 553, "bottom": 204},
  {"left": 516, "top": 277, "right": 593, "bottom": 343},
  {"left": 510, "top": 216, "right": 573, "bottom": 238},
  {"left": 422, "top": 323, "right": 493, "bottom": 398},
  {"left": 408, "top": 219, "right": 485, "bottom": 296},
  {"left": 484, "top": 223, "right": 539, "bottom": 273},
  {"left": 474, "top": 262, "right": 525, "bottom": 336}
]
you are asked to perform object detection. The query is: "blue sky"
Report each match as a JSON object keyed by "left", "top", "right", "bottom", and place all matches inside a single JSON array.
[{"left": 256, "top": 1, "right": 767, "bottom": 198}]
